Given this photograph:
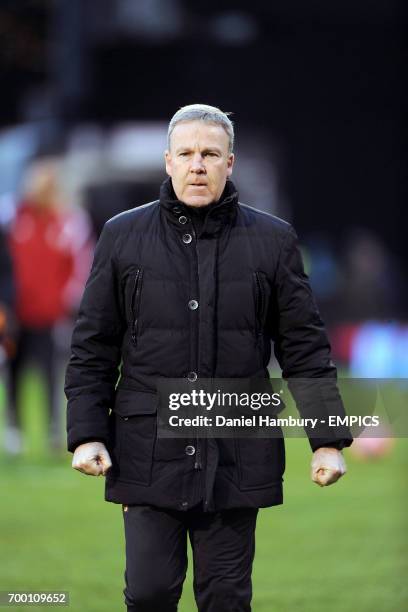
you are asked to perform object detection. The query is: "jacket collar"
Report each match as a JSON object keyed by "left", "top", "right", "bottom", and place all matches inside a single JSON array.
[{"left": 159, "top": 177, "right": 239, "bottom": 237}]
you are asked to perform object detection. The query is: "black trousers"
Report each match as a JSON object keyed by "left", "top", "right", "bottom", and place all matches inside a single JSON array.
[{"left": 122, "top": 504, "right": 258, "bottom": 612}]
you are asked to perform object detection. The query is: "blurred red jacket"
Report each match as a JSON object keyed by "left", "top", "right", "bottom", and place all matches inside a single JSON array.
[{"left": 8, "top": 201, "right": 93, "bottom": 328}]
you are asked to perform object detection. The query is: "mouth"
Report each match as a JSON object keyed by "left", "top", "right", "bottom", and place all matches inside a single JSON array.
[{"left": 189, "top": 183, "right": 207, "bottom": 187}]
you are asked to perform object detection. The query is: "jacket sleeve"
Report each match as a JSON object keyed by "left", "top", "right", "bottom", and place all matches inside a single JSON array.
[
  {"left": 65, "top": 222, "right": 125, "bottom": 452},
  {"left": 270, "top": 225, "right": 353, "bottom": 451}
]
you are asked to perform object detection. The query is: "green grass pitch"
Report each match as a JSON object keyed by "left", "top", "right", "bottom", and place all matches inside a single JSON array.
[{"left": 0, "top": 371, "right": 407, "bottom": 611}]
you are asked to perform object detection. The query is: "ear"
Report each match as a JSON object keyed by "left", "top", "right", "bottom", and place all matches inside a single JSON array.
[
  {"left": 165, "top": 150, "right": 172, "bottom": 177},
  {"left": 226, "top": 153, "right": 235, "bottom": 177}
]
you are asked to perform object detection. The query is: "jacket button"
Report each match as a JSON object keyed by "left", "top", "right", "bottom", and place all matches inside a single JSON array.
[
  {"left": 188, "top": 300, "right": 199, "bottom": 310},
  {"left": 182, "top": 233, "right": 192, "bottom": 244},
  {"left": 185, "top": 445, "right": 196, "bottom": 456},
  {"left": 179, "top": 215, "right": 188, "bottom": 224},
  {"left": 181, "top": 501, "right": 189, "bottom": 508},
  {"left": 173, "top": 206, "right": 182, "bottom": 214},
  {"left": 187, "top": 371, "right": 198, "bottom": 382}
]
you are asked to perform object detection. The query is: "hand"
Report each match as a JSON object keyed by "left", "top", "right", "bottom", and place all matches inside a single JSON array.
[
  {"left": 311, "top": 447, "right": 347, "bottom": 487},
  {"left": 72, "top": 441, "right": 112, "bottom": 476}
]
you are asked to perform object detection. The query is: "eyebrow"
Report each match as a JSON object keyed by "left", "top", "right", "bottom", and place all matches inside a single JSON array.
[{"left": 175, "top": 147, "right": 223, "bottom": 154}]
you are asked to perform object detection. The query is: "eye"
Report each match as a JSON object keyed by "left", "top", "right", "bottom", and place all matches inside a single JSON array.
[{"left": 179, "top": 151, "right": 189, "bottom": 157}]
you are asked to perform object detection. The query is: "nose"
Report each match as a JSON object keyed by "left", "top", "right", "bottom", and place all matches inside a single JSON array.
[{"left": 190, "top": 153, "right": 205, "bottom": 173}]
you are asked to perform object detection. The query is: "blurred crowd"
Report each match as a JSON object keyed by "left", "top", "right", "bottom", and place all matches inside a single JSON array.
[{"left": 0, "top": 159, "right": 93, "bottom": 454}]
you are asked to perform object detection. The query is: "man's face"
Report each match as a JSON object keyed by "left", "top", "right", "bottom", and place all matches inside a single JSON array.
[{"left": 165, "top": 120, "right": 234, "bottom": 207}]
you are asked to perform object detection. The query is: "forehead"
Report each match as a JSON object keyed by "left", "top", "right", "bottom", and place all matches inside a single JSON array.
[{"left": 170, "top": 120, "right": 229, "bottom": 151}]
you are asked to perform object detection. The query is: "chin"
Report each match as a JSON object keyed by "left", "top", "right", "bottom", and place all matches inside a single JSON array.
[{"left": 183, "top": 196, "right": 212, "bottom": 207}]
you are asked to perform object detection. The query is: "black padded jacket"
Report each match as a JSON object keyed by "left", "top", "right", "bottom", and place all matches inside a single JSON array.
[{"left": 65, "top": 178, "right": 351, "bottom": 512}]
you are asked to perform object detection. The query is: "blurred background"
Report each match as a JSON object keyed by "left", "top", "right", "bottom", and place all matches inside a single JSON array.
[{"left": 0, "top": 1, "right": 406, "bottom": 611}]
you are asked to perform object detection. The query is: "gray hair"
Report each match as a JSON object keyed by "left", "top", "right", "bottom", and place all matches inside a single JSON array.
[{"left": 167, "top": 104, "right": 234, "bottom": 153}]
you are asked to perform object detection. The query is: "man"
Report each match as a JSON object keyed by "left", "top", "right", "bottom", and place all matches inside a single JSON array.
[{"left": 65, "top": 104, "right": 352, "bottom": 612}]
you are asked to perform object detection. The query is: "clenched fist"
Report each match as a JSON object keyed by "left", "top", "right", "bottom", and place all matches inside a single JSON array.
[
  {"left": 311, "top": 447, "right": 347, "bottom": 487},
  {"left": 72, "top": 441, "right": 112, "bottom": 476}
]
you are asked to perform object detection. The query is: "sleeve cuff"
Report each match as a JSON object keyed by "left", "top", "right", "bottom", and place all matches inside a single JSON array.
[{"left": 309, "top": 437, "right": 353, "bottom": 452}]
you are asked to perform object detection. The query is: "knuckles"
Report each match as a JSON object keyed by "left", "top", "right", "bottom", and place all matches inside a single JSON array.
[
  {"left": 312, "top": 465, "right": 345, "bottom": 486},
  {"left": 73, "top": 460, "right": 100, "bottom": 475}
]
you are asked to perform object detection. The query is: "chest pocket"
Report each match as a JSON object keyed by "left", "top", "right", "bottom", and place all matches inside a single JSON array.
[
  {"left": 123, "top": 267, "right": 144, "bottom": 345},
  {"left": 253, "top": 271, "right": 271, "bottom": 337}
]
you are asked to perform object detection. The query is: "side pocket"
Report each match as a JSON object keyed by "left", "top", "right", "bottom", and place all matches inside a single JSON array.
[
  {"left": 235, "top": 436, "right": 285, "bottom": 490},
  {"left": 115, "top": 412, "right": 155, "bottom": 485},
  {"left": 109, "top": 389, "right": 157, "bottom": 485},
  {"left": 130, "top": 268, "right": 144, "bottom": 345}
]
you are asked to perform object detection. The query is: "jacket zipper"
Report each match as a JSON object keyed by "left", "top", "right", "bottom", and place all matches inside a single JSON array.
[{"left": 131, "top": 268, "right": 143, "bottom": 345}]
